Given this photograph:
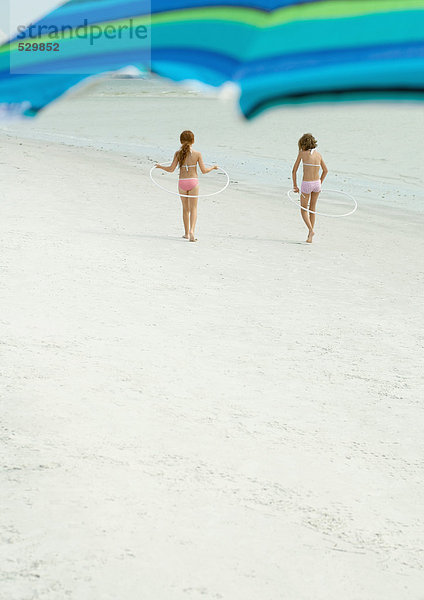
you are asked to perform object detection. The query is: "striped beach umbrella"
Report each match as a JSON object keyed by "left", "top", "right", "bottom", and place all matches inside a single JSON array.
[{"left": 1, "top": 0, "right": 423, "bottom": 119}]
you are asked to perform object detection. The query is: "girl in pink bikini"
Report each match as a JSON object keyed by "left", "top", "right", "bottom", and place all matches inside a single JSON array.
[
  {"left": 155, "top": 130, "right": 218, "bottom": 242},
  {"left": 292, "top": 133, "right": 328, "bottom": 243}
]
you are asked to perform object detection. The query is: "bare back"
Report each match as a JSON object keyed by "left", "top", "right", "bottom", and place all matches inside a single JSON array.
[
  {"left": 300, "top": 149, "right": 322, "bottom": 182},
  {"left": 179, "top": 149, "right": 201, "bottom": 179}
]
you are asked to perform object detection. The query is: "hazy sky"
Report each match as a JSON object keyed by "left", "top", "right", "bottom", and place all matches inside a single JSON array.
[{"left": 0, "top": 0, "right": 64, "bottom": 38}]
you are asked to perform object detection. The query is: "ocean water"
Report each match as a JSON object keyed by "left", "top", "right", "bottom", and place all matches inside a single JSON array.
[{"left": 1, "top": 76, "right": 423, "bottom": 213}]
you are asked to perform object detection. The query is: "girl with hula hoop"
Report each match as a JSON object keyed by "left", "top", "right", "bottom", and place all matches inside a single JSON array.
[
  {"left": 292, "top": 133, "right": 328, "bottom": 243},
  {"left": 155, "top": 130, "right": 218, "bottom": 242}
]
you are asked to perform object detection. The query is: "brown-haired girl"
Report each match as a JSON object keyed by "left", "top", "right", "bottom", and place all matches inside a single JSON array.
[
  {"left": 292, "top": 133, "right": 328, "bottom": 243},
  {"left": 156, "top": 130, "right": 218, "bottom": 242}
]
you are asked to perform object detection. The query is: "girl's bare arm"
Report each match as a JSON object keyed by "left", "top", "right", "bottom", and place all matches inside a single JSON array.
[
  {"left": 292, "top": 153, "right": 302, "bottom": 192},
  {"left": 198, "top": 153, "right": 218, "bottom": 174},
  {"left": 156, "top": 152, "right": 179, "bottom": 172},
  {"left": 320, "top": 157, "right": 328, "bottom": 183}
]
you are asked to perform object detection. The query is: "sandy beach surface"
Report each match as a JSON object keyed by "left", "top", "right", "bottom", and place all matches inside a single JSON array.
[{"left": 1, "top": 79, "right": 423, "bottom": 599}]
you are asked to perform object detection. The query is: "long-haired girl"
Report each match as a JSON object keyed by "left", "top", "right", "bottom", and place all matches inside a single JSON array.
[{"left": 156, "top": 130, "right": 217, "bottom": 242}]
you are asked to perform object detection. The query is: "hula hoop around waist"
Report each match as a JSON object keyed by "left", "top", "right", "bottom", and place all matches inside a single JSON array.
[
  {"left": 150, "top": 165, "right": 230, "bottom": 198},
  {"left": 287, "top": 189, "right": 358, "bottom": 218}
]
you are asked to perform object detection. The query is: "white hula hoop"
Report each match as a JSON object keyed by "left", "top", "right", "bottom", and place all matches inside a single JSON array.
[
  {"left": 287, "top": 188, "right": 358, "bottom": 218},
  {"left": 150, "top": 164, "right": 230, "bottom": 198}
]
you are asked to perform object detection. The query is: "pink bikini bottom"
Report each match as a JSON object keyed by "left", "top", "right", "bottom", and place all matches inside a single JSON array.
[
  {"left": 178, "top": 178, "right": 198, "bottom": 192},
  {"left": 301, "top": 180, "right": 322, "bottom": 195}
]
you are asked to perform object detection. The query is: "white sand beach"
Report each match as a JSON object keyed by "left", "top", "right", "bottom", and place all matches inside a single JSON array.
[{"left": 1, "top": 79, "right": 423, "bottom": 599}]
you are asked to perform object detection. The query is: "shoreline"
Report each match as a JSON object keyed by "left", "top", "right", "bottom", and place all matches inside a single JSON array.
[
  {"left": 1, "top": 79, "right": 422, "bottom": 216},
  {"left": 1, "top": 130, "right": 422, "bottom": 222}
]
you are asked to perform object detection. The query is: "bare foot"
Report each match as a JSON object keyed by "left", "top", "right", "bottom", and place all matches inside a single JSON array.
[
  {"left": 182, "top": 234, "right": 189, "bottom": 239},
  {"left": 189, "top": 233, "right": 197, "bottom": 242},
  {"left": 306, "top": 230, "right": 315, "bottom": 243}
]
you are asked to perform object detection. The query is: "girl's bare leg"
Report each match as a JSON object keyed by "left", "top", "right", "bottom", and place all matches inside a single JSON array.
[
  {"left": 300, "top": 193, "right": 314, "bottom": 243},
  {"left": 179, "top": 192, "right": 190, "bottom": 238},
  {"left": 309, "top": 191, "right": 320, "bottom": 231},
  {"left": 188, "top": 186, "right": 199, "bottom": 242}
]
